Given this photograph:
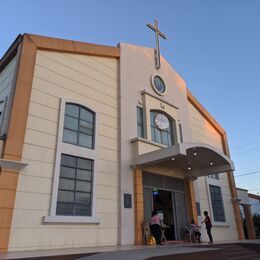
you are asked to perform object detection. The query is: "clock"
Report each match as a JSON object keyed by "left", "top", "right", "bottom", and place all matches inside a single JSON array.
[
  {"left": 155, "top": 113, "right": 169, "bottom": 130},
  {"left": 151, "top": 74, "right": 166, "bottom": 96}
]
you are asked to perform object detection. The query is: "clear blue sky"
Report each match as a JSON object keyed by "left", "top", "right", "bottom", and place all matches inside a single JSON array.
[{"left": 1, "top": 0, "right": 260, "bottom": 194}]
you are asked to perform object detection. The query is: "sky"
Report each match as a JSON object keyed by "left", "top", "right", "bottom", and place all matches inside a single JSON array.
[{"left": 1, "top": 0, "right": 260, "bottom": 194}]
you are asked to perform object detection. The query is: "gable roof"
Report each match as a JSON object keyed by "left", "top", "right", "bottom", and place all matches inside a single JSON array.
[{"left": 0, "top": 33, "right": 225, "bottom": 145}]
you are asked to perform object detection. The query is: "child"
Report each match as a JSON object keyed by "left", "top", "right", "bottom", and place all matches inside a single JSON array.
[{"left": 190, "top": 219, "right": 201, "bottom": 242}]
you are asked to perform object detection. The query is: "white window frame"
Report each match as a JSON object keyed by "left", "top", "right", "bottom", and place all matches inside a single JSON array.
[
  {"left": 137, "top": 106, "right": 145, "bottom": 138},
  {"left": 208, "top": 174, "right": 219, "bottom": 180},
  {"left": 44, "top": 98, "right": 100, "bottom": 224},
  {"left": 206, "top": 176, "right": 228, "bottom": 226}
]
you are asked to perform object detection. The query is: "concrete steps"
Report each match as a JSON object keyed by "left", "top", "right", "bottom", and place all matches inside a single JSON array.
[{"left": 212, "top": 244, "right": 260, "bottom": 260}]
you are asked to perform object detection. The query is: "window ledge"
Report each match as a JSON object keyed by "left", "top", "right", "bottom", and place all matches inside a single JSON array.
[
  {"left": 0, "top": 159, "right": 28, "bottom": 171},
  {"left": 43, "top": 215, "right": 101, "bottom": 224},
  {"left": 131, "top": 137, "right": 167, "bottom": 148},
  {"left": 212, "top": 222, "right": 229, "bottom": 227}
]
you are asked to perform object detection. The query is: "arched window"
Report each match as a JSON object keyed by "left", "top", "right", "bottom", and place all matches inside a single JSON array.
[
  {"left": 150, "top": 110, "right": 175, "bottom": 146},
  {"left": 63, "top": 103, "right": 95, "bottom": 149},
  {"left": 44, "top": 100, "right": 99, "bottom": 223}
]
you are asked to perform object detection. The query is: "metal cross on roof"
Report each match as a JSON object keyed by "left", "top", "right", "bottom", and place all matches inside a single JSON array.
[{"left": 147, "top": 18, "right": 166, "bottom": 69}]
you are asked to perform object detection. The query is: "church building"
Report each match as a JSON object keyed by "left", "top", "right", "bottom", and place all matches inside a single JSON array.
[{"left": 0, "top": 28, "right": 245, "bottom": 253}]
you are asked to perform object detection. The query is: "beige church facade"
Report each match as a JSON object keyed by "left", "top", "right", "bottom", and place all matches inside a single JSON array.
[{"left": 0, "top": 34, "right": 244, "bottom": 252}]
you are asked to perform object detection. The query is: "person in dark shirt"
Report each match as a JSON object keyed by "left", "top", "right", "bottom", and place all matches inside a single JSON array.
[{"left": 201, "top": 211, "right": 213, "bottom": 244}]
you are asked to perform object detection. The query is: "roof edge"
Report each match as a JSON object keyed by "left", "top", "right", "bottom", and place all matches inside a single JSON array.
[
  {"left": 0, "top": 34, "right": 23, "bottom": 73},
  {"left": 186, "top": 88, "right": 225, "bottom": 135},
  {"left": 248, "top": 193, "right": 260, "bottom": 199},
  {"left": 24, "top": 33, "right": 120, "bottom": 58}
]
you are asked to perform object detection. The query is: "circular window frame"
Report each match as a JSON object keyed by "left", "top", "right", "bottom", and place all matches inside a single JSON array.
[{"left": 151, "top": 74, "right": 167, "bottom": 96}]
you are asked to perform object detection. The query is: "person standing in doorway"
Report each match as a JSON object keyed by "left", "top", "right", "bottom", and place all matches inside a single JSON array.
[
  {"left": 150, "top": 210, "right": 163, "bottom": 245},
  {"left": 201, "top": 211, "right": 213, "bottom": 244}
]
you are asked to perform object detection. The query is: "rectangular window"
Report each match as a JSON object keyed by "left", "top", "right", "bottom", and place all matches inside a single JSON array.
[
  {"left": 0, "top": 97, "right": 8, "bottom": 137},
  {"left": 209, "top": 185, "right": 225, "bottom": 222},
  {"left": 208, "top": 174, "right": 219, "bottom": 180},
  {"left": 178, "top": 124, "right": 183, "bottom": 143},
  {"left": 196, "top": 202, "right": 201, "bottom": 216},
  {"left": 44, "top": 99, "right": 100, "bottom": 224},
  {"left": 56, "top": 154, "right": 93, "bottom": 216},
  {"left": 0, "top": 100, "right": 4, "bottom": 117},
  {"left": 137, "top": 107, "right": 145, "bottom": 138}
]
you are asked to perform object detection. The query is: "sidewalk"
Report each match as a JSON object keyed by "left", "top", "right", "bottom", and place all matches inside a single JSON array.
[
  {"left": 0, "top": 240, "right": 259, "bottom": 260},
  {"left": 78, "top": 240, "right": 260, "bottom": 260},
  {"left": 78, "top": 244, "right": 220, "bottom": 260}
]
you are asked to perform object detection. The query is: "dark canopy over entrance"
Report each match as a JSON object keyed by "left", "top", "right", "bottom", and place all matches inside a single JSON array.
[{"left": 132, "top": 142, "right": 235, "bottom": 178}]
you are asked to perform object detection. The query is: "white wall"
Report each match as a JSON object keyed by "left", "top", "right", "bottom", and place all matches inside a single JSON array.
[
  {"left": 188, "top": 102, "right": 222, "bottom": 150},
  {"left": 119, "top": 42, "right": 238, "bottom": 243},
  {"left": 9, "top": 50, "right": 119, "bottom": 251},
  {"left": 237, "top": 189, "right": 249, "bottom": 205},
  {"left": 189, "top": 102, "right": 238, "bottom": 241},
  {"left": 119, "top": 43, "right": 192, "bottom": 244}
]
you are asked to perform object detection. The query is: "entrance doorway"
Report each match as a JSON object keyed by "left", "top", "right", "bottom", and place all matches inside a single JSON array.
[
  {"left": 143, "top": 172, "right": 188, "bottom": 240},
  {"left": 153, "top": 189, "right": 175, "bottom": 240}
]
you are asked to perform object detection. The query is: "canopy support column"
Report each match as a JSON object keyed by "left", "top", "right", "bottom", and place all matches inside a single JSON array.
[
  {"left": 134, "top": 167, "right": 144, "bottom": 245},
  {"left": 184, "top": 178, "right": 198, "bottom": 224}
]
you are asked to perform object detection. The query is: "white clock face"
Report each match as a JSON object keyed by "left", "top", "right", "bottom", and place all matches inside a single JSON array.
[{"left": 155, "top": 113, "right": 169, "bottom": 130}]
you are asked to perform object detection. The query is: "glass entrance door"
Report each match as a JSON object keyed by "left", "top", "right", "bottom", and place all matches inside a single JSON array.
[
  {"left": 153, "top": 189, "right": 175, "bottom": 240},
  {"left": 142, "top": 172, "right": 188, "bottom": 240},
  {"left": 143, "top": 186, "right": 187, "bottom": 240}
]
